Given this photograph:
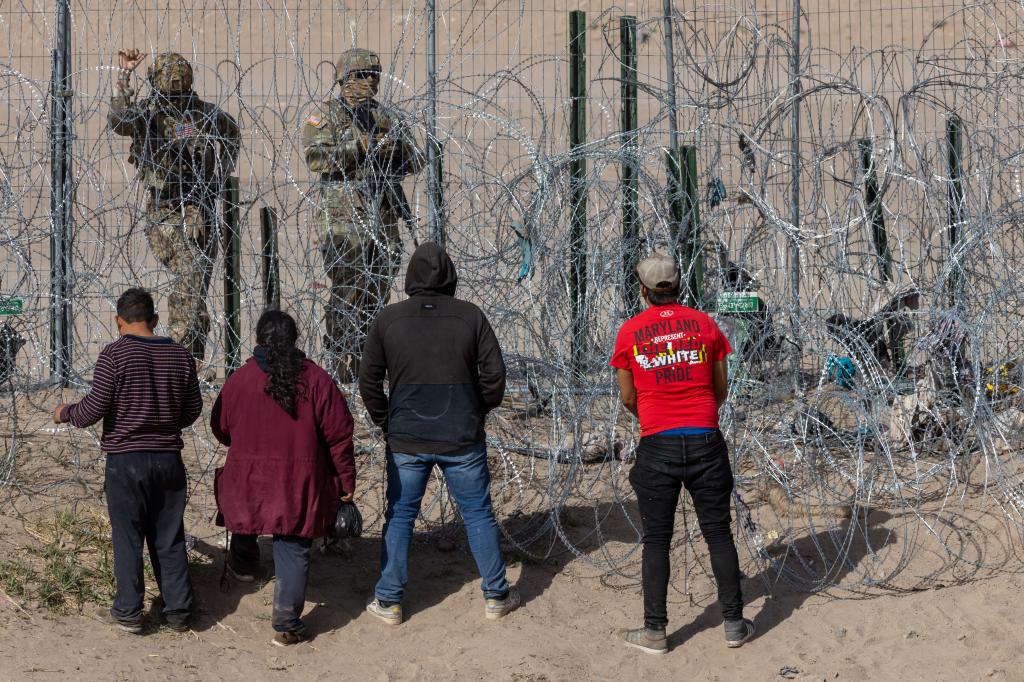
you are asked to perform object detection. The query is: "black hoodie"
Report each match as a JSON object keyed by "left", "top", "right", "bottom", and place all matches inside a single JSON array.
[{"left": 358, "top": 242, "right": 506, "bottom": 454}]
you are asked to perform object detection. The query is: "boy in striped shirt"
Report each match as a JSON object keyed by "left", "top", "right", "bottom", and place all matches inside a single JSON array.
[{"left": 54, "top": 288, "right": 202, "bottom": 633}]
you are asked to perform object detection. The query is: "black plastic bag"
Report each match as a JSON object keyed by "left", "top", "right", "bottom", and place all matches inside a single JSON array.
[{"left": 330, "top": 501, "right": 363, "bottom": 540}]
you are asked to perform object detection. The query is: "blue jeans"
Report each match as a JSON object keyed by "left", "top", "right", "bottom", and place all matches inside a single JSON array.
[{"left": 374, "top": 445, "right": 510, "bottom": 602}]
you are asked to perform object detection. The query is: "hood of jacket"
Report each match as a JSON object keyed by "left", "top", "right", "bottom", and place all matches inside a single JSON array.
[{"left": 404, "top": 241, "right": 458, "bottom": 297}]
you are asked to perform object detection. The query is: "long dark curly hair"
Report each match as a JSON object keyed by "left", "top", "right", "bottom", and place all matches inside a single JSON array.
[{"left": 256, "top": 310, "right": 306, "bottom": 417}]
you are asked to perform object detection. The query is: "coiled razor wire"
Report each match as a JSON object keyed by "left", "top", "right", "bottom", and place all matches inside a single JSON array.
[{"left": 2, "top": 1, "right": 1024, "bottom": 606}]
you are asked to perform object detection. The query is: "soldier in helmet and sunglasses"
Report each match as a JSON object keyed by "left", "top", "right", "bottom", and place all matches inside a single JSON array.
[
  {"left": 302, "top": 48, "right": 424, "bottom": 383},
  {"left": 109, "top": 49, "right": 241, "bottom": 378}
]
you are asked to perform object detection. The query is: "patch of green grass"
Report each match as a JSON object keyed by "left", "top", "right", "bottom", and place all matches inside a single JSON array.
[
  {"left": 19, "top": 508, "right": 117, "bottom": 613},
  {"left": 32, "top": 542, "right": 107, "bottom": 612},
  {"left": 0, "top": 558, "right": 37, "bottom": 598}
]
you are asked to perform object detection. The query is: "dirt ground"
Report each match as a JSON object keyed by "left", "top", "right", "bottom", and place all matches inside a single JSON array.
[
  {"left": 1, "top": 522, "right": 1023, "bottom": 682},
  {"left": 2, "top": 438, "right": 1023, "bottom": 682}
]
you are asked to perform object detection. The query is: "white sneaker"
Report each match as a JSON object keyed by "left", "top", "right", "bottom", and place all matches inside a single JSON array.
[
  {"left": 484, "top": 587, "right": 522, "bottom": 620},
  {"left": 366, "top": 598, "right": 403, "bottom": 625}
]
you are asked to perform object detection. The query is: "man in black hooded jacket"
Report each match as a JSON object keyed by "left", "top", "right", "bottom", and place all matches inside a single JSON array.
[{"left": 359, "top": 241, "right": 520, "bottom": 625}]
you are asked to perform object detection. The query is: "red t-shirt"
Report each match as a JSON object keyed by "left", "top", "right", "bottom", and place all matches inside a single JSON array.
[{"left": 609, "top": 304, "right": 732, "bottom": 436}]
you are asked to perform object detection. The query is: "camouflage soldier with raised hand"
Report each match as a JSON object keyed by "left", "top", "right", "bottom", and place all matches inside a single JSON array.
[
  {"left": 110, "top": 49, "right": 241, "bottom": 371},
  {"left": 302, "top": 48, "right": 424, "bottom": 383}
]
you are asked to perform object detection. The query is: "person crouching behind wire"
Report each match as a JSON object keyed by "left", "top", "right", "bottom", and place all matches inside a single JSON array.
[{"left": 210, "top": 310, "right": 356, "bottom": 647}]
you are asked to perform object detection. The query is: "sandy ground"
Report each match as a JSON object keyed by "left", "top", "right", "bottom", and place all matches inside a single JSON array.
[
  {"left": 2, "top": 412, "right": 1023, "bottom": 682},
  {"left": 1, "top": 530, "right": 1023, "bottom": 682}
]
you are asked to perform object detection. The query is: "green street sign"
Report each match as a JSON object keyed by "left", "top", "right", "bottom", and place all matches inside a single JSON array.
[
  {"left": 0, "top": 298, "right": 24, "bottom": 315},
  {"left": 717, "top": 292, "right": 760, "bottom": 313}
]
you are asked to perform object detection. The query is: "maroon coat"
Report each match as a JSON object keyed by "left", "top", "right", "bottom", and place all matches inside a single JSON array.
[{"left": 211, "top": 357, "right": 355, "bottom": 538}]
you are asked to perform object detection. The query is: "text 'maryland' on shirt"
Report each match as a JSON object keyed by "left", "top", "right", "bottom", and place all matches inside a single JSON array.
[{"left": 610, "top": 303, "right": 732, "bottom": 436}]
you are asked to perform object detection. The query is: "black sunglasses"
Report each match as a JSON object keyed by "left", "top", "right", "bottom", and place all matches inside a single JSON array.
[{"left": 350, "top": 70, "right": 380, "bottom": 80}]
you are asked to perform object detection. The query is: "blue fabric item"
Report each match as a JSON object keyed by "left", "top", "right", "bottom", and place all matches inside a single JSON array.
[
  {"left": 706, "top": 177, "right": 727, "bottom": 208},
  {"left": 512, "top": 221, "right": 534, "bottom": 283},
  {"left": 658, "top": 426, "right": 715, "bottom": 436},
  {"left": 375, "top": 445, "right": 510, "bottom": 602},
  {"left": 826, "top": 354, "right": 857, "bottom": 389}
]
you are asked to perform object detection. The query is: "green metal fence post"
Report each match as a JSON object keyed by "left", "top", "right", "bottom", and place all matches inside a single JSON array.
[
  {"left": 569, "top": 10, "right": 588, "bottom": 378},
  {"left": 427, "top": 0, "right": 445, "bottom": 247},
  {"left": 667, "top": 146, "right": 702, "bottom": 307},
  {"left": 859, "top": 138, "right": 892, "bottom": 282},
  {"left": 946, "top": 115, "right": 964, "bottom": 309},
  {"left": 430, "top": 138, "right": 445, "bottom": 247},
  {"left": 50, "top": 0, "right": 72, "bottom": 387},
  {"left": 682, "top": 145, "right": 703, "bottom": 306},
  {"left": 859, "top": 138, "right": 903, "bottom": 370},
  {"left": 620, "top": 15, "right": 640, "bottom": 317},
  {"left": 223, "top": 177, "right": 241, "bottom": 375},
  {"left": 260, "top": 206, "right": 280, "bottom": 311}
]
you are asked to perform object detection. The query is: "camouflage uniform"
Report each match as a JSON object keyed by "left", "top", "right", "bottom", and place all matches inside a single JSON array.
[
  {"left": 301, "top": 48, "right": 424, "bottom": 382},
  {"left": 109, "top": 53, "right": 241, "bottom": 360}
]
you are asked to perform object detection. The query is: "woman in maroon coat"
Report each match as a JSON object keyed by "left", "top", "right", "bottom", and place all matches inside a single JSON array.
[{"left": 211, "top": 310, "right": 355, "bottom": 646}]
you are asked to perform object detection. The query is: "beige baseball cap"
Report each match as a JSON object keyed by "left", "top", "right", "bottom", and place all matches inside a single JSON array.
[{"left": 637, "top": 253, "right": 680, "bottom": 291}]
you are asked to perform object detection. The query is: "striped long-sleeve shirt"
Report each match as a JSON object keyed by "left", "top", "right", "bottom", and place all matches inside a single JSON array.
[{"left": 63, "top": 335, "right": 202, "bottom": 453}]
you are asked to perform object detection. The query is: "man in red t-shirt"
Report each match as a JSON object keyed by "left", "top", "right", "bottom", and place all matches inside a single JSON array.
[{"left": 610, "top": 254, "right": 754, "bottom": 654}]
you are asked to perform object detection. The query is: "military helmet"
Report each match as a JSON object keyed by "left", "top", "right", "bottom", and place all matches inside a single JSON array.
[
  {"left": 334, "top": 48, "right": 381, "bottom": 83},
  {"left": 149, "top": 52, "right": 193, "bottom": 94}
]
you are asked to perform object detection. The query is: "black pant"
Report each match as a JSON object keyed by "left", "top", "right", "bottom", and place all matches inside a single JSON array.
[
  {"left": 628, "top": 431, "right": 743, "bottom": 629},
  {"left": 105, "top": 451, "right": 193, "bottom": 621},
  {"left": 231, "top": 533, "right": 312, "bottom": 633}
]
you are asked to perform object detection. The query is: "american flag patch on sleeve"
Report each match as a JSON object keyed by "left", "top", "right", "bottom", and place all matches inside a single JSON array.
[
  {"left": 306, "top": 114, "right": 325, "bottom": 128},
  {"left": 174, "top": 122, "right": 198, "bottom": 138}
]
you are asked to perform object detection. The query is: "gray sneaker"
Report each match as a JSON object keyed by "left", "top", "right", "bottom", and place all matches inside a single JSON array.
[
  {"left": 724, "top": 618, "right": 755, "bottom": 648},
  {"left": 617, "top": 627, "right": 668, "bottom": 655},
  {"left": 484, "top": 587, "right": 522, "bottom": 620},
  {"left": 366, "top": 598, "right": 403, "bottom": 626}
]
